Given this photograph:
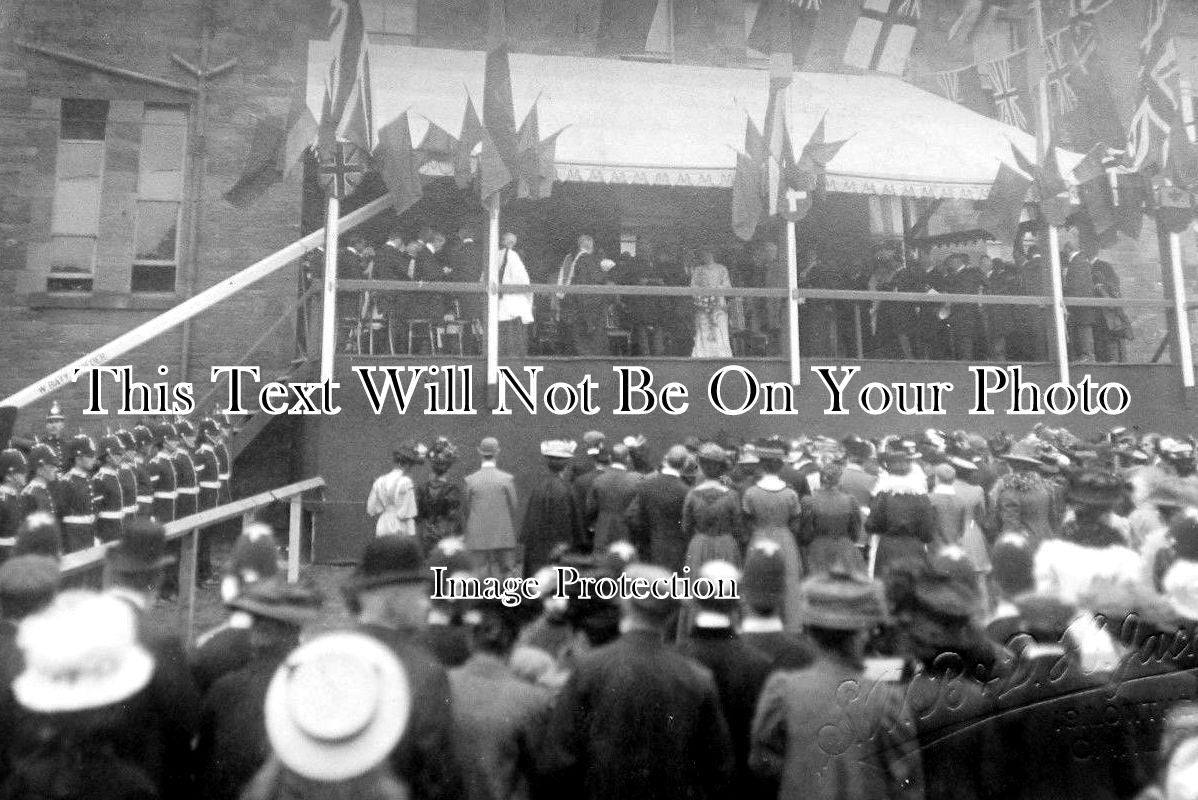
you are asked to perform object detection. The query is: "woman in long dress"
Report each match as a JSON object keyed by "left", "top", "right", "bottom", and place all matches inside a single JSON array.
[
  {"left": 691, "top": 249, "right": 733, "bottom": 358},
  {"left": 678, "top": 444, "right": 743, "bottom": 637},
  {"left": 741, "top": 443, "right": 805, "bottom": 632},
  {"left": 366, "top": 442, "right": 425, "bottom": 537}
]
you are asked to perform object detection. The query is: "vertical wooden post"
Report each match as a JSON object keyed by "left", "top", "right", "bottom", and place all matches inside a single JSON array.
[
  {"left": 486, "top": 198, "right": 501, "bottom": 400},
  {"left": 320, "top": 196, "right": 341, "bottom": 384},
  {"left": 786, "top": 219, "right": 801, "bottom": 385},
  {"left": 178, "top": 529, "right": 199, "bottom": 643},
  {"left": 1031, "top": 0, "right": 1069, "bottom": 385},
  {"left": 288, "top": 495, "right": 303, "bottom": 582},
  {"left": 1166, "top": 228, "right": 1196, "bottom": 386}
]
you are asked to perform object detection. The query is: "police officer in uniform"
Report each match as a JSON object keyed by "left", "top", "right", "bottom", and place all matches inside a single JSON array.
[
  {"left": 20, "top": 444, "right": 58, "bottom": 519},
  {"left": 59, "top": 433, "right": 98, "bottom": 552},
  {"left": 130, "top": 424, "right": 156, "bottom": 515},
  {"left": 194, "top": 418, "right": 222, "bottom": 583},
  {"left": 173, "top": 419, "right": 200, "bottom": 520},
  {"left": 92, "top": 434, "right": 128, "bottom": 544},
  {"left": 214, "top": 415, "right": 234, "bottom": 505},
  {"left": 115, "top": 430, "right": 142, "bottom": 524},
  {"left": 0, "top": 448, "right": 28, "bottom": 560},
  {"left": 147, "top": 422, "right": 179, "bottom": 523}
]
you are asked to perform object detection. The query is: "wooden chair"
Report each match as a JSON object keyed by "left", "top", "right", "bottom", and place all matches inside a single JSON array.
[{"left": 407, "top": 320, "right": 436, "bottom": 355}]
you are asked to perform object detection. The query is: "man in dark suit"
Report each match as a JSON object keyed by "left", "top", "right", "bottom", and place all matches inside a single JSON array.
[
  {"left": 942, "top": 252, "right": 987, "bottom": 361},
  {"left": 195, "top": 578, "right": 322, "bottom": 800},
  {"left": 345, "top": 536, "right": 465, "bottom": 800},
  {"left": 555, "top": 234, "right": 602, "bottom": 355},
  {"left": 448, "top": 226, "right": 485, "bottom": 339},
  {"left": 102, "top": 518, "right": 201, "bottom": 799},
  {"left": 1062, "top": 243, "right": 1097, "bottom": 362},
  {"left": 586, "top": 443, "right": 641, "bottom": 552},
  {"left": 522, "top": 440, "right": 582, "bottom": 577},
  {"left": 676, "top": 560, "right": 773, "bottom": 800},
  {"left": 625, "top": 444, "right": 690, "bottom": 573},
  {"left": 542, "top": 563, "right": 735, "bottom": 800},
  {"left": 738, "top": 542, "right": 816, "bottom": 670},
  {"left": 414, "top": 227, "right": 446, "bottom": 283},
  {"left": 449, "top": 599, "right": 552, "bottom": 800}
]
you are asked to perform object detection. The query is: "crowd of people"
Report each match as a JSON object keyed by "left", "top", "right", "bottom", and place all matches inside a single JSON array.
[
  {"left": 320, "top": 224, "right": 1133, "bottom": 363},
  {"left": 0, "top": 403, "right": 234, "bottom": 584},
  {"left": 3, "top": 417, "right": 1198, "bottom": 798}
]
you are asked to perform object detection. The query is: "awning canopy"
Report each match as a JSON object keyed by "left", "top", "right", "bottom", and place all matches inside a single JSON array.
[{"left": 307, "top": 42, "right": 1078, "bottom": 201}]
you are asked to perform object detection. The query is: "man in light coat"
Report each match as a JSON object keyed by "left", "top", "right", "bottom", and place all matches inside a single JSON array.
[
  {"left": 495, "top": 232, "right": 533, "bottom": 357},
  {"left": 463, "top": 437, "right": 519, "bottom": 579}
]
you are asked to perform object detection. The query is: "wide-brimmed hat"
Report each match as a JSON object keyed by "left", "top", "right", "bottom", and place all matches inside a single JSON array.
[
  {"left": 1001, "top": 437, "right": 1044, "bottom": 467},
  {"left": 1066, "top": 470, "right": 1125, "bottom": 507},
  {"left": 346, "top": 535, "right": 428, "bottom": 594},
  {"left": 697, "top": 442, "right": 729, "bottom": 464},
  {"left": 394, "top": 440, "right": 428, "bottom": 463},
  {"left": 540, "top": 439, "right": 576, "bottom": 460},
  {"left": 582, "top": 431, "right": 606, "bottom": 454},
  {"left": 14, "top": 590, "right": 154, "bottom": 713},
  {"left": 800, "top": 569, "right": 888, "bottom": 630},
  {"left": 229, "top": 577, "right": 324, "bottom": 626},
  {"left": 265, "top": 631, "right": 409, "bottom": 782},
  {"left": 427, "top": 437, "right": 457, "bottom": 464},
  {"left": 0, "top": 555, "right": 59, "bottom": 612},
  {"left": 477, "top": 437, "right": 500, "bottom": 457},
  {"left": 736, "top": 444, "right": 760, "bottom": 466},
  {"left": 106, "top": 518, "right": 175, "bottom": 574}
]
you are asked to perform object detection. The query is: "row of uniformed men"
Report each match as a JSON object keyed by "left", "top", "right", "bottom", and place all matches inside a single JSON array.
[{"left": 0, "top": 417, "right": 233, "bottom": 554}]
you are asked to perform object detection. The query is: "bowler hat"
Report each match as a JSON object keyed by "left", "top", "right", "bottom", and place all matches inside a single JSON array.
[
  {"left": 0, "top": 555, "right": 59, "bottom": 612},
  {"left": 623, "top": 563, "right": 678, "bottom": 621},
  {"left": 477, "top": 437, "right": 500, "bottom": 457},
  {"left": 1066, "top": 470, "right": 1125, "bottom": 507},
  {"left": 106, "top": 518, "right": 174, "bottom": 574},
  {"left": 346, "top": 535, "right": 428, "bottom": 594}
]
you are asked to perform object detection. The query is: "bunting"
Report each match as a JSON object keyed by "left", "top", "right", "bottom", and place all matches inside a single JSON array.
[
  {"left": 1044, "top": 30, "right": 1078, "bottom": 116},
  {"left": 980, "top": 53, "right": 1031, "bottom": 132},
  {"left": 842, "top": 0, "right": 919, "bottom": 75},
  {"left": 1126, "top": 0, "right": 1179, "bottom": 173},
  {"left": 933, "top": 64, "right": 993, "bottom": 118},
  {"left": 321, "top": 0, "right": 373, "bottom": 153},
  {"left": 375, "top": 112, "right": 423, "bottom": 215}
]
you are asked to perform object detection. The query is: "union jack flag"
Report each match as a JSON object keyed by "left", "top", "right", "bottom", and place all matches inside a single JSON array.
[
  {"left": 981, "top": 54, "right": 1029, "bottom": 132},
  {"left": 1126, "top": 0, "right": 1179, "bottom": 173},
  {"left": 1045, "top": 31, "right": 1078, "bottom": 115},
  {"left": 321, "top": 0, "right": 373, "bottom": 153}
]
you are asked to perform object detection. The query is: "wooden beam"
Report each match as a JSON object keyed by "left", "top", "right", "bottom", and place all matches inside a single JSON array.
[{"left": 17, "top": 40, "right": 199, "bottom": 94}]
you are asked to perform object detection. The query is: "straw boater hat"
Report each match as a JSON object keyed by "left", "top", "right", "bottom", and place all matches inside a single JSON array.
[
  {"left": 264, "top": 631, "right": 410, "bottom": 782},
  {"left": 14, "top": 590, "right": 154, "bottom": 713},
  {"left": 541, "top": 439, "right": 577, "bottom": 460}
]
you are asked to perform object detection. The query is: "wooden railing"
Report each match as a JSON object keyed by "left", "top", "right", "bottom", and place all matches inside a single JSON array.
[{"left": 59, "top": 476, "right": 326, "bottom": 642}]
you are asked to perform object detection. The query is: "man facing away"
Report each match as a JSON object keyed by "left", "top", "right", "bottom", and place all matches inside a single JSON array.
[
  {"left": 463, "top": 437, "right": 519, "bottom": 580},
  {"left": 542, "top": 563, "right": 735, "bottom": 800}
]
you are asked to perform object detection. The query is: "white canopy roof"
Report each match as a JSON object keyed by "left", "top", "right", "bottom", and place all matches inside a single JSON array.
[{"left": 307, "top": 42, "right": 1078, "bottom": 200}]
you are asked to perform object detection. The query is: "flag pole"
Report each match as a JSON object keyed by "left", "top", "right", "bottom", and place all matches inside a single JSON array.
[
  {"left": 486, "top": 195, "right": 501, "bottom": 400},
  {"left": 1169, "top": 229, "right": 1196, "bottom": 386},
  {"left": 786, "top": 218, "right": 801, "bottom": 385},
  {"left": 1032, "top": 0, "right": 1070, "bottom": 385},
  {"left": 320, "top": 193, "right": 340, "bottom": 384}
]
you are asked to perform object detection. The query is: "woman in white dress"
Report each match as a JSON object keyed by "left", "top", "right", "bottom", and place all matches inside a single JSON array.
[
  {"left": 366, "top": 441, "right": 426, "bottom": 536},
  {"left": 691, "top": 249, "right": 733, "bottom": 358}
]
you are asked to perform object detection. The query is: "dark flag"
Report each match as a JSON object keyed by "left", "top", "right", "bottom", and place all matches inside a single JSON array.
[
  {"left": 416, "top": 121, "right": 457, "bottom": 169},
  {"left": 1039, "top": 140, "right": 1072, "bottom": 226},
  {"left": 1114, "top": 172, "right": 1147, "bottom": 239},
  {"left": 534, "top": 128, "right": 563, "bottom": 199},
  {"left": 483, "top": 45, "right": 519, "bottom": 171},
  {"left": 478, "top": 126, "right": 512, "bottom": 206},
  {"left": 321, "top": 0, "right": 372, "bottom": 152},
  {"left": 745, "top": 116, "right": 766, "bottom": 166},
  {"left": 979, "top": 162, "right": 1033, "bottom": 241},
  {"left": 224, "top": 116, "right": 287, "bottom": 209},
  {"left": 515, "top": 105, "right": 540, "bottom": 198},
  {"left": 746, "top": 0, "right": 821, "bottom": 68},
  {"left": 781, "top": 115, "right": 849, "bottom": 223},
  {"left": 1061, "top": 0, "right": 1126, "bottom": 149},
  {"left": 455, "top": 97, "right": 484, "bottom": 189},
  {"left": 1072, "top": 145, "right": 1116, "bottom": 237},
  {"left": 596, "top": 0, "right": 665, "bottom": 56},
  {"left": 376, "top": 112, "right": 423, "bottom": 215},
  {"left": 733, "top": 150, "right": 763, "bottom": 241}
]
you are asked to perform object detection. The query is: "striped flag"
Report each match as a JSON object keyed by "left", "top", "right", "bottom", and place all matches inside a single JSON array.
[
  {"left": 1125, "top": 0, "right": 1179, "bottom": 173},
  {"left": 322, "top": 0, "right": 373, "bottom": 152}
]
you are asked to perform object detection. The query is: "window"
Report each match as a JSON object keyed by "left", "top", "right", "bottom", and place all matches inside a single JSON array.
[
  {"left": 48, "top": 99, "right": 108, "bottom": 293},
  {"left": 362, "top": 0, "right": 417, "bottom": 45},
  {"left": 131, "top": 105, "right": 187, "bottom": 293}
]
